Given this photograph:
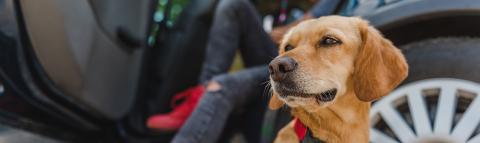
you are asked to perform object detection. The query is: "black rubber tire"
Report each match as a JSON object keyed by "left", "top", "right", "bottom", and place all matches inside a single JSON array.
[{"left": 401, "top": 37, "right": 480, "bottom": 84}]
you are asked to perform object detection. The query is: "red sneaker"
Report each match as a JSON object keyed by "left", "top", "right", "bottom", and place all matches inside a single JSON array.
[{"left": 146, "top": 85, "right": 205, "bottom": 131}]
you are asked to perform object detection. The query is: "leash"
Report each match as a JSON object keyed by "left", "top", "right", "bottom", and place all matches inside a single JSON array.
[{"left": 294, "top": 118, "right": 326, "bottom": 143}]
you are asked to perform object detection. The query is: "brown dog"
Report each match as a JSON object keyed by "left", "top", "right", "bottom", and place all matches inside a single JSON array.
[{"left": 268, "top": 16, "right": 408, "bottom": 143}]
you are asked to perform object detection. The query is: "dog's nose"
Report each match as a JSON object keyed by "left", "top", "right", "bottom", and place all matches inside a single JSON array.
[{"left": 269, "top": 56, "right": 298, "bottom": 81}]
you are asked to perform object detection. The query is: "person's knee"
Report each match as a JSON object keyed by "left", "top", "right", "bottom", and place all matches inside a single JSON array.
[
  {"left": 209, "top": 66, "right": 269, "bottom": 90},
  {"left": 206, "top": 80, "right": 222, "bottom": 92},
  {"left": 207, "top": 74, "right": 236, "bottom": 95}
]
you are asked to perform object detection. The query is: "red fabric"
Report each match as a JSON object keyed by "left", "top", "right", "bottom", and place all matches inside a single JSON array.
[
  {"left": 294, "top": 118, "right": 307, "bottom": 141},
  {"left": 146, "top": 85, "right": 205, "bottom": 131},
  {"left": 170, "top": 85, "right": 205, "bottom": 109}
]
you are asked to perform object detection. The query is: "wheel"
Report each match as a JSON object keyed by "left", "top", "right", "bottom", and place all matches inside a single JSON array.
[
  {"left": 371, "top": 37, "right": 480, "bottom": 142},
  {"left": 370, "top": 78, "right": 480, "bottom": 143}
]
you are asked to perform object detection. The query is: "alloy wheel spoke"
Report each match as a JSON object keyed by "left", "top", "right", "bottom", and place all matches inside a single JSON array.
[
  {"left": 407, "top": 89, "right": 432, "bottom": 135},
  {"left": 433, "top": 86, "right": 457, "bottom": 135},
  {"left": 379, "top": 105, "right": 416, "bottom": 142},
  {"left": 370, "top": 128, "right": 399, "bottom": 143},
  {"left": 451, "top": 94, "right": 480, "bottom": 141}
]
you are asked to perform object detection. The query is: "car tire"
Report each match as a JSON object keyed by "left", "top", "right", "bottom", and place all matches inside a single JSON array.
[{"left": 401, "top": 37, "right": 480, "bottom": 84}]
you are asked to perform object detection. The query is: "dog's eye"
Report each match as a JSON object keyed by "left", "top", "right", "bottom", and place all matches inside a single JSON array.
[
  {"left": 319, "top": 36, "right": 341, "bottom": 46},
  {"left": 284, "top": 44, "right": 294, "bottom": 52}
]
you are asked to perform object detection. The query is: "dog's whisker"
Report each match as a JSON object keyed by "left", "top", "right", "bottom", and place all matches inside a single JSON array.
[
  {"left": 262, "top": 82, "right": 273, "bottom": 99},
  {"left": 262, "top": 81, "right": 272, "bottom": 96},
  {"left": 260, "top": 80, "right": 270, "bottom": 85}
]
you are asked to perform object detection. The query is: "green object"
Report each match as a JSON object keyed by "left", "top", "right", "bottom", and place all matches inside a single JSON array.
[{"left": 148, "top": 0, "right": 191, "bottom": 46}]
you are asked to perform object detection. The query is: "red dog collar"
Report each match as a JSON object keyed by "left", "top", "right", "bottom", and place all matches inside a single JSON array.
[
  {"left": 294, "top": 118, "right": 307, "bottom": 140},
  {"left": 294, "top": 118, "right": 325, "bottom": 143}
]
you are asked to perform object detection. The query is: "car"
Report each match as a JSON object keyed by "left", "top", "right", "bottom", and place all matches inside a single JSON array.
[{"left": 1, "top": 0, "right": 480, "bottom": 143}]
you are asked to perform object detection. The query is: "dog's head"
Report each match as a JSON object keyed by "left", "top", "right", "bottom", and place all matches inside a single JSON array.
[{"left": 268, "top": 16, "right": 408, "bottom": 111}]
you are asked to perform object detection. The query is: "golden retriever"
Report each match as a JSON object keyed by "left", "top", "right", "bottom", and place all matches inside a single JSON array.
[{"left": 268, "top": 16, "right": 408, "bottom": 143}]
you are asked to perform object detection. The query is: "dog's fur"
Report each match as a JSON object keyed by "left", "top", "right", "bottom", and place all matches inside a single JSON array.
[{"left": 269, "top": 16, "right": 408, "bottom": 143}]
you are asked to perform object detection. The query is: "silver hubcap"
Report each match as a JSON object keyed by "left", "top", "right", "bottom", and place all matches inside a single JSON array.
[{"left": 370, "top": 78, "right": 480, "bottom": 143}]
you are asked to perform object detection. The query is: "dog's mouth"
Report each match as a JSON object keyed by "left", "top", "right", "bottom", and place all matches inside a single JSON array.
[
  {"left": 316, "top": 88, "right": 338, "bottom": 102},
  {"left": 276, "top": 87, "right": 338, "bottom": 102}
]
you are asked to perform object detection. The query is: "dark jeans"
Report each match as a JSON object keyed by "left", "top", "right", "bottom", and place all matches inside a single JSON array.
[
  {"left": 198, "top": 0, "right": 277, "bottom": 83},
  {"left": 171, "top": 0, "right": 277, "bottom": 142}
]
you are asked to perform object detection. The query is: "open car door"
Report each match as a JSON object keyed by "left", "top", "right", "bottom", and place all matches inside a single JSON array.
[{"left": 0, "top": 0, "right": 154, "bottom": 141}]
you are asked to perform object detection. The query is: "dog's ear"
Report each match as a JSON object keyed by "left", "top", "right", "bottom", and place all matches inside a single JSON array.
[
  {"left": 353, "top": 18, "right": 408, "bottom": 102},
  {"left": 269, "top": 91, "right": 285, "bottom": 110}
]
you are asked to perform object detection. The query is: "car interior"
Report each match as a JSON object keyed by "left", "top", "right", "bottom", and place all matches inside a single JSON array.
[{"left": 15, "top": 0, "right": 220, "bottom": 142}]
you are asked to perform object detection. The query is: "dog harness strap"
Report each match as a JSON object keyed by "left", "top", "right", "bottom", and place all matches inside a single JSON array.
[{"left": 294, "top": 118, "right": 307, "bottom": 140}]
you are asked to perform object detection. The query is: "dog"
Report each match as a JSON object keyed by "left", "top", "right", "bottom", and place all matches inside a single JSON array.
[{"left": 268, "top": 16, "right": 408, "bottom": 143}]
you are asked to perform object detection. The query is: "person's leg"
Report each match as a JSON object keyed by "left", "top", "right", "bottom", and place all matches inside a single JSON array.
[
  {"left": 169, "top": 0, "right": 276, "bottom": 141},
  {"left": 228, "top": 1, "right": 277, "bottom": 141},
  {"left": 198, "top": 0, "right": 277, "bottom": 83},
  {"left": 171, "top": 66, "right": 269, "bottom": 143},
  {"left": 197, "top": 0, "right": 241, "bottom": 83},
  {"left": 236, "top": 0, "right": 278, "bottom": 67},
  {"left": 147, "top": 0, "right": 276, "bottom": 132},
  {"left": 239, "top": 93, "right": 269, "bottom": 142}
]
